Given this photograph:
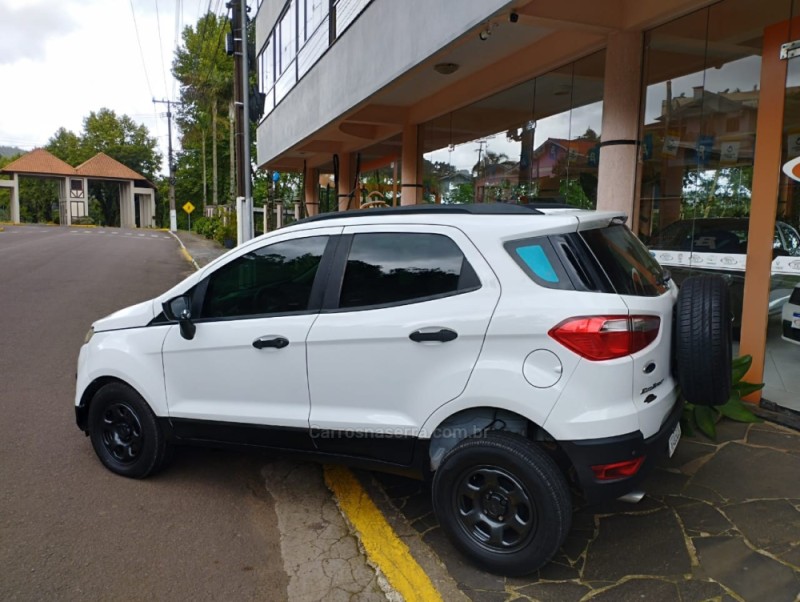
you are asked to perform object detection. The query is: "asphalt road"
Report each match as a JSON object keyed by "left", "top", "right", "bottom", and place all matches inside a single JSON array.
[{"left": 0, "top": 226, "right": 290, "bottom": 601}]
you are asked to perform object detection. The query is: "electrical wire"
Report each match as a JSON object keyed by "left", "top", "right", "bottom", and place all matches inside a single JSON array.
[
  {"left": 129, "top": 0, "right": 155, "bottom": 100},
  {"left": 154, "top": 0, "right": 170, "bottom": 97},
  {"left": 173, "top": 0, "right": 184, "bottom": 100}
]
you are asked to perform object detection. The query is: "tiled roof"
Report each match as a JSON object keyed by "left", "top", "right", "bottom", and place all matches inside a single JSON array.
[
  {"left": 74, "top": 152, "right": 147, "bottom": 181},
  {"left": 0, "top": 148, "right": 77, "bottom": 176}
]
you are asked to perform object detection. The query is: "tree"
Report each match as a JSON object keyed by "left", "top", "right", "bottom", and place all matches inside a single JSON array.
[
  {"left": 173, "top": 12, "right": 235, "bottom": 209},
  {"left": 47, "top": 128, "right": 87, "bottom": 166},
  {"left": 81, "top": 109, "right": 161, "bottom": 179},
  {"left": 472, "top": 150, "right": 510, "bottom": 178},
  {"left": 447, "top": 182, "right": 475, "bottom": 204},
  {"left": 45, "top": 110, "right": 161, "bottom": 226}
]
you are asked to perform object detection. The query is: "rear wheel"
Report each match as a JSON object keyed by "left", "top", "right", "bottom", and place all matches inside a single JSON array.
[
  {"left": 432, "top": 431, "right": 571, "bottom": 576},
  {"left": 88, "top": 382, "right": 168, "bottom": 478},
  {"left": 675, "top": 275, "right": 732, "bottom": 406}
]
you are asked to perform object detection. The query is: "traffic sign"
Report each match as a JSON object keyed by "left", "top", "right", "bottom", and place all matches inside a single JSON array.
[{"left": 182, "top": 202, "right": 195, "bottom": 214}]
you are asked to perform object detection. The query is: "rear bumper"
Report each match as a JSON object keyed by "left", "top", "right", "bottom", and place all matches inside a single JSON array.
[
  {"left": 782, "top": 319, "right": 800, "bottom": 344},
  {"left": 559, "top": 398, "right": 683, "bottom": 503}
]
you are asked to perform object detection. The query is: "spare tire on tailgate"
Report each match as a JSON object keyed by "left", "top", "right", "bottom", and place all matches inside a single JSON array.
[{"left": 675, "top": 275, "right": 732, "bottom": 407}]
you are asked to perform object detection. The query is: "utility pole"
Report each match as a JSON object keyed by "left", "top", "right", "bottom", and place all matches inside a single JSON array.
[
  {"left": 475, "top": 139, "right": 487, "bottom": 203},
  {"left": 228, "top": 0, "right": 253, "bottom": 244},
  {"left": 153, "top": 98, "right": 177, "bottom": 231}
]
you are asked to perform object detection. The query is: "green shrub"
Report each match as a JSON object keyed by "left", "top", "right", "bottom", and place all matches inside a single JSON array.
[{"left": 681, "top": 355, "right": 762, "bottom": 439}]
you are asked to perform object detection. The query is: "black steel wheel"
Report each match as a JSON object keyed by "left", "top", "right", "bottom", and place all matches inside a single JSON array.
[
  {"left": 675, "top": 275, "right": 733, "bottom": 406},
  {"left": 432, "top": 431, "right": 571, "bottom": 576},
  {"left": 88, "top": 382, "right": 167, "bottom": 478}
]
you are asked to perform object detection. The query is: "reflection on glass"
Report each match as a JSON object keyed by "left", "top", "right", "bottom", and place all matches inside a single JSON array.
[
  {"left": 422, "top": 51, "right": 604, "bottom": 208},
  {"left": 641, "top": 0, "right": 800, "bottom": 411}
]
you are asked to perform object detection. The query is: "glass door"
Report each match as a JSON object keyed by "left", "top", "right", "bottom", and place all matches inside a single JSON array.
[{"left": 761, "top": 28, "right": 800, "bottom": 412}]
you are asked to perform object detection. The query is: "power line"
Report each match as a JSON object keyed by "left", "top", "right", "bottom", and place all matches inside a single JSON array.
[
  {"left": 129, "top": 0, "right": 155, "bottom": 100},
  {"left": 173, "top": 0, "right": 183, "bottom": 100},
  {"left": 154, "top": 0, "right": 170, "bottom": 97}
]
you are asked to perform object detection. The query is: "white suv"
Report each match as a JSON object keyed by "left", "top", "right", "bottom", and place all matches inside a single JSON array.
[{"left": 75, "top": 204, "right": 730, "bottom": 575}]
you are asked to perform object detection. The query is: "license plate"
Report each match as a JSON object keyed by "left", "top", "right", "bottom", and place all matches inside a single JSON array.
[{"left": 668, "top": 423, "right": 681, "bottom": 458}]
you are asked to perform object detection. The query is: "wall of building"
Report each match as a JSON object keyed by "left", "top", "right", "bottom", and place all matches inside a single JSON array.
[{"left": 255, "top": 0, "right": 512, "bottom": 164}]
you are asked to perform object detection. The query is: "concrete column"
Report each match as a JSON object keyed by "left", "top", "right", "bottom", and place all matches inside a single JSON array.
[
  {"left": 60, "top": 178, "right": 70, "bottom": 226},
  {"left": 134, "top": 188, "right": 155, "bottom": 227},
  {"left": 149, "top": 191, "right": 156, "bottom": 227},
  {"left": 401, "top": 124, "right": 423, "bottom": 205},
  {"left": 596, "top": 31, "right": 644, "bottom": 222},
  {"left": 119, "top": 181, "right": 136, "bottom": 228},
  {"left": 10, "top": 174, "right": 19, "bottom": 223},
  {"left": 304, "top": 167, "right": 319, "bottom": 216},
  {"left": 337, "top": 153, "right": 355, "bottom": 212}
]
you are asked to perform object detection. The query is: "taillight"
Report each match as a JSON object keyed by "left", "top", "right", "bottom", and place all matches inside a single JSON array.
[{"left": 548, "top": 315, "right": 660, "bottom": 361}]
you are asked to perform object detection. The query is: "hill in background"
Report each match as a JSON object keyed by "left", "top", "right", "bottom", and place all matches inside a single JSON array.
[{"left": 0, "top": 145, "right": 25, "bottom": 158}]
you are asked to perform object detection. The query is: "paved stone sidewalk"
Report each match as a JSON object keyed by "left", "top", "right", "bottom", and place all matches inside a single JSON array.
[{"left": 373, "top": 420, "right": 800, "bottom": 601}]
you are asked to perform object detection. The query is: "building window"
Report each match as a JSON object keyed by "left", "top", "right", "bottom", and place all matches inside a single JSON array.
[
  {"left": 421, "top": 51, "right": 605, "bottom": 208},
  {"left": 278, "top": 2, "right": 296, "bottom": 76}
]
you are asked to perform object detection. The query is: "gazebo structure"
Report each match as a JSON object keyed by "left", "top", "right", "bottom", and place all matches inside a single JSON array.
[{"left": 0, "top": 148, "right": 156, "bottom": 228}]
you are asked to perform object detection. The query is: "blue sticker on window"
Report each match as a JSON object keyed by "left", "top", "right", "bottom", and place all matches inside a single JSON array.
[{"left": 516, "top": 245, "right": 558, "bottom": 283}]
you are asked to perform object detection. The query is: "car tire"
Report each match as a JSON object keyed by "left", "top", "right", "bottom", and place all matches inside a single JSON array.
[
  {"left": 431, "top": 431, "right": 571, "bottom": 576},
  {"left": 675, "top": 275, "right": 732, "bottom": 407},
  {"left": 88, "top": 382, "right": 168, "bottom": 478}
]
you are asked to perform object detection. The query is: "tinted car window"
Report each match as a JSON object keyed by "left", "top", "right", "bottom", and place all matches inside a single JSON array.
[
  {"left": 201, "top": 236, "right": 328, "bottom": 318},
  {"left": 581, "top": 224, "right": 668, "bottom": 297},
  {"left": 778, "top": 223, "right": 800, "bottom": 256},
  {"left": 649, "top": 219, "right": 748, "bottom": 253},
  {"left": 338, "top": 232, "right": 479, "bottom": 308}
]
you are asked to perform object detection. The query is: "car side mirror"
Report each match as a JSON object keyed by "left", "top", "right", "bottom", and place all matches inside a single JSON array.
[{"left": 163, "top": 295, "right": 196, "bottom": 340}]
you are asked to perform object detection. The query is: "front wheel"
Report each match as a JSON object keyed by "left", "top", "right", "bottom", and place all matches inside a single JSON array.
[
  {"left": 432, "top": 431, "right": 571, "bottom": 576},
  {"left": 87, "top": 382, "right": 168, "bottom": 478}
]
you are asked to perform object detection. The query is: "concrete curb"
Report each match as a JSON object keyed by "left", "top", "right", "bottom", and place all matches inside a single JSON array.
[
  {"left": 324, "top": 465, "right": 443, "bottom": 602},
  {"left": 353, "top": 469, "right": 471, "bottom": 602},
  {"left": 167, "top": 230, "right": 200, "bottom": 271}
]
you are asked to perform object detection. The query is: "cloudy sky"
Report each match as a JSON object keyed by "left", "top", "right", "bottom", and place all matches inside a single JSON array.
[{"left": 0, "top": 0, "right": 220, "bottom": 172}]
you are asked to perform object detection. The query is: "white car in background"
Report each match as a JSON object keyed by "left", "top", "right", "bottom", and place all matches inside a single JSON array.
[{"left": 782, "top": 283, "right": 800, "bottom": 345}]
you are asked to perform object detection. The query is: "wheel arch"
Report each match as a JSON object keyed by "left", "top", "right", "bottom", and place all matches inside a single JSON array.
[
  {"left": 76, "top": 376, "right": 141, "bottom": 432},
  {"left": 426, "top": 406, "right": 566, "bottom": 472}
]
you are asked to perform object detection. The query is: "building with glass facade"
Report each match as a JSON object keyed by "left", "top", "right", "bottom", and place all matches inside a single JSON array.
[{"left": 255, "top": 0, "right": 800, "bottom": 411}]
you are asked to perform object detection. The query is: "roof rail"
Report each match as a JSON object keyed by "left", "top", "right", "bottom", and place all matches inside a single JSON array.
[{"left": 298, "top": 202, "right": 544, "bottom": 225}]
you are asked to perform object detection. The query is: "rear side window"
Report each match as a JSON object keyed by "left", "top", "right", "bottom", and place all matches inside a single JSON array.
[
  {"left": 505, "top": 237, "right": 575, "bottom": 290},
  {"left": 581, "top": 224, "right": 668, "bottom": 297},
  {"left": 338, "top": 232, "right": 480, "bottom": 309}
]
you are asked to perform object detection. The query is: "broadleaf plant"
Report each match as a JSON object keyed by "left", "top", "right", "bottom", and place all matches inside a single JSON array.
[{"left": 681, "top": 355, "right": 763, "bottom": 439}]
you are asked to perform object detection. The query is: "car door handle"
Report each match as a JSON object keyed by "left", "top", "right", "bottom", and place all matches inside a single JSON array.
[
  {"left": 409, "top": 328, "right": 458, "bottom": 343},
  {"left": 252, "top": 336, "right": 289, "bottom": 349}
]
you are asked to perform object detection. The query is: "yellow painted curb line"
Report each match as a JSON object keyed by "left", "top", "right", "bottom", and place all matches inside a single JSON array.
[
  {"left": 180, "top": 246, "right": 195, "bottom": 266},
  {"left": 324, "top": 465, "right": 443, "bottom": 602}
]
